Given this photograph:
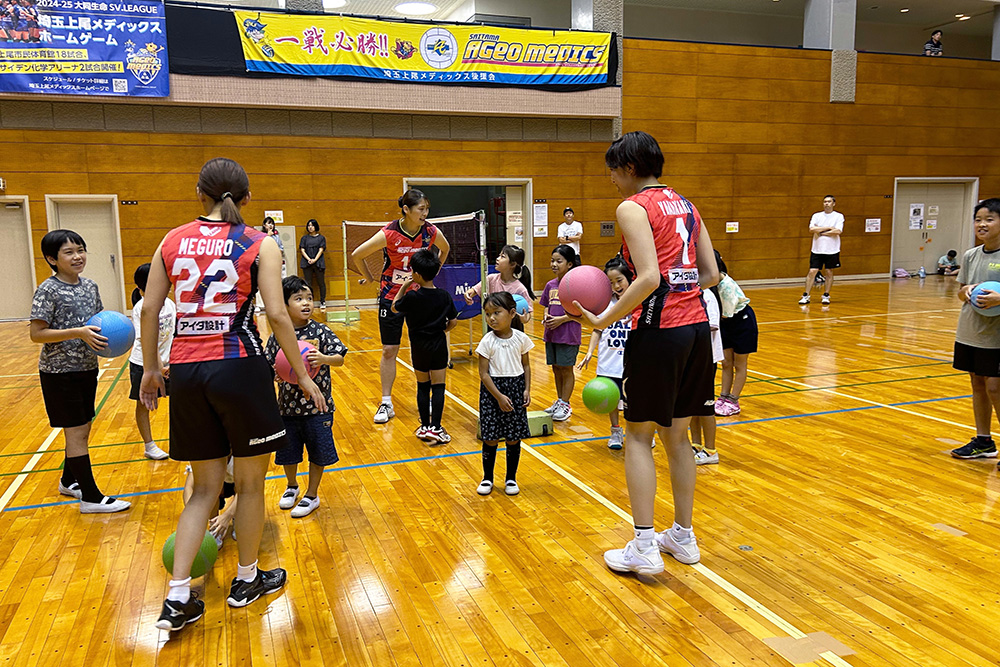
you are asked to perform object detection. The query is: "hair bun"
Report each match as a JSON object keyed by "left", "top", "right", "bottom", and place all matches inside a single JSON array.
[{"left": 397, "top": 195, "right": 405, "bottom": 208}]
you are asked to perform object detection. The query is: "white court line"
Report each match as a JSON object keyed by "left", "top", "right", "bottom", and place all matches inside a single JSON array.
[
  {"left": 395, "top": 358, "right": 854, "bottom": 667},
  {"left": 757, "top": 308, "right": 959, "bottom": 326},
  {"left": 0, "top": 367, "right": 107, "bottom": 513},
  {"left": 0, "top": 373, "right": 41, "bottom": 379}
]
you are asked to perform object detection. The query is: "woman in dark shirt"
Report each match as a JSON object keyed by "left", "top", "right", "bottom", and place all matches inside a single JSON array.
[{"left": 299, "top": 219, "right": 326, "bottom": 309}]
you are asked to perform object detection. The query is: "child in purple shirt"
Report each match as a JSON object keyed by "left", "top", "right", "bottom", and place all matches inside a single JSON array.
[{"left": 540, "top": 245, "right": 582, "bottom": 422}]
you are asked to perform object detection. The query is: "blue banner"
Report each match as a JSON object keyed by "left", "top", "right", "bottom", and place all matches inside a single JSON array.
[
  {"left": 0, "top": 0, "right": 168, "bottom": 96},
  {"left": 437, "top": 263, "right": 497, "bottom": 321}
]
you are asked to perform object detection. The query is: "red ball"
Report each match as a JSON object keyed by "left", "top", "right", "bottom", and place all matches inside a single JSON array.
[
  {"left": 559, "top": 265, "right": 613, "bottom": 317},
  {"left": 275, "top": 341, "right": 319, "bottom": 384}
]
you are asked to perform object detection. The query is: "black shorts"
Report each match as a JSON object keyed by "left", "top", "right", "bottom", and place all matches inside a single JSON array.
[
  {"left": 411, "top": 335, "right": 448, "bottom": 373},
  {"left": 129, "top": 361, "right": 169, "bottom": 401},
  {"left": 810, "top": 252, "right": 841, "bottom": 270},
  {"left": 39, "top": 369, "right": 98, "bottom": 428},
  {"left": 720, "top": 305, "right": 759, "bottom": 355},
  {"left": 622, "top": 323, "right": 715, "bottom": 427},
  {"left": 274, "top": 413, "right": 339, "bottom": 467},
  {"left": 168, "top": 356, "right": 288, "bottom": 461},
  {"left": 953, "top": 342, "right": 1000, "bottom": 377},
  {"left": 379, "top": 297, "right": 405, "bottom": 346}
]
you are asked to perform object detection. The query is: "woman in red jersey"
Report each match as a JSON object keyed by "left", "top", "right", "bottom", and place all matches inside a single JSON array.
[
  {"left": 574, "top": 132, "right": 719, "bottom": 577},
  {"left": 141, "top": 158, "right": 327, "bottom": 631},
  {"left": 351, "top": 189, "right": 450, "bottom": 424}
]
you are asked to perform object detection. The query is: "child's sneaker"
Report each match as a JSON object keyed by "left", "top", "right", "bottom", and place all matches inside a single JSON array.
[
  {"left": 657, "top": 529, "right": 700, "bottom": 564},
  {"left": 227, "top": 567, "right": 287, "bottom": 608},
  {"left": 144, "top": 442, "right": 169, "bottom": 460},
  {"left": 715, "top": 397, "right": 740, "bottom": 417},
  {"left": 951, "top": 438, "right": 998, "bottom": 459},
  {"left": 373, "top": 403, "right": 395, "bottom": 424},
  {"left": 552, "top": 400, "right": 572, "bottom": 422},
  {"left": 58, "top": 481, "right": 82, "bottom": 499},
  {"left": 79, "top": 496, "right": 131, "bottom": 514},
  {"left": 543, "top": 399, "right": 560, "bottom": 414},
  {"left": 694, "top": 448, "right": 719, "bottom": 465},
  {"left": 604, "top": 539, "right": 664, "bottom": 575},
  {"left": 155, "top": 592, "right": 204, "bottom": 631},
  {"left": 821, "top": 293, "right": 831, "bottom": 305},
  {"left": 608, "top": 426, "right": 624, "bottom": 450},
  {"left": 477, "top": 480, "right": 493, "bottom": 496},
  {"left": 798, "top": 293, "right": 810, "bottom": 304},
  {"left": 290, "top": 496, "right": 320, "bottom": 518},
  {"left": 505, "top": 480, "right": 520, "bottom": 496},
  {"left": 425, "top": 426, "right": 452, "bottom": 444},
  {"left": 415, "top": 425, "right": 432, "bottom": 441},
  {"left": 278, "top": 486, "right": 299, "bottom": 510}
]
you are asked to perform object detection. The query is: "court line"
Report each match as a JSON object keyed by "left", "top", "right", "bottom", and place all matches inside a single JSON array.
[
  {"left": 756, "top": 307, "right": 959, "bottom": 326},
  {"left": 393, "top": 358, "right": 854, "bottom": 667},
  {"left": 882, "top": 349, "right": 951, "bottom": 362}
]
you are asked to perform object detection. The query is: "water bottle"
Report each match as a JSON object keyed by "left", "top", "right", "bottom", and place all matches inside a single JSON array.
[{"left": 918, "top": 266, "right": 926, "bottom": 279}]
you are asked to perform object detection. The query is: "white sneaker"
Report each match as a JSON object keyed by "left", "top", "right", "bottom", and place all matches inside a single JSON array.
[
  {"left": 374, "top": 403, "right": 395, "bottom": 424},
  {"left": 215, "top": 535, "right": 224, "bottom": 550},
  {"left": 425, "top": 425, "right": 452, "bottom": 444},
  {"left": 543, "top": 399, "right": 560, "bottom": 414},
  {"left": 608, "top": 426, "right": 624, "bottom": 450},
  {"left": 656, "top": 529, "right": 701, "bottom": 564},
  {"left": 477, "top": 480, "right": 493, "bottom": 496},
  {"left": 694, "top": 449, "right": 719, "bottom": 465},
  {"left": 144, "top": 443, "right": 169, "bottom": 460},
  {"left": 58, "top": 481, "right": 82, "bottom": 499},
  {"left": 79, "top": 496, "right": 131, "bottom": 514},
  {"left": 604, "top": 539, "right": 664, "bottom": 575},
  {"left": 552, "top": 400, "right": 572, "bottom": 422},
  {"left": 278, "top": 486, "right": 299, "bottom": 510},
  {"left": 821, "top": 293, "right": 831, "bottom": 305},
  {"left": 415, "top": 425, "right": 433, "bottom": 441},
  {"left": 290, "top": 496, "right": 320, "bottom": 518},
  {"left": 798, "top": 294, "right": 810, "bottom": 305},
  {"left": 505, "top": 480, "right": 520, "bottom": 496}
]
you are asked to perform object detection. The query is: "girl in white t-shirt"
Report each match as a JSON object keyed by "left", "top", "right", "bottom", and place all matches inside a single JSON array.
[
  {"left": 690, "top": 287, "right": 723, "bottom": 465},
  {"left": 577, "top": 257, "right": 633, "bottom": 450},
  {"left": 129, "top": 263, "right": 176, "bottom": 461},
  {"left": 476, "top": 292, "right": 534, "bottom": 497}
]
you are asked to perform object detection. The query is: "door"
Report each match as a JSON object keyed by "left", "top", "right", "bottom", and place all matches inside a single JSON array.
[
  {"left": 892, "top": 182, "right": 974, "bottom": 273},
  {"left": 46, "top": 196, "right": 125, "bottom": 312},
  {"left": 275, "top": 224, "right": 297, "bottom": 278},
  {"left": 0, "top": 198, "right": 35, "bottom": 320}
]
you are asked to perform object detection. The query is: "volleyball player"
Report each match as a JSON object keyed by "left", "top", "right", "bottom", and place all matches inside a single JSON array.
[
  {"left": 574, "top": 132, "right": 720, "bottom": 576},
  {"left": 351, "top": 189, "right": 450, "bottom": 424},
  {"left": 143, "top": 158, "right": 326, "bottom": 631}
]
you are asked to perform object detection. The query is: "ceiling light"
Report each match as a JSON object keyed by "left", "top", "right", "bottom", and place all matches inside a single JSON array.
[
  {"left": 395, "top": 2, "right": 437, "bottom": 14},
  {"left": 899, "top": 8, "right": 909, "bottom": 12},
  {"left": 322, "top": 0, "right": 346, "bottom": 7},
  {"left": 955, "top": 13, "right": 964, "bottom": 17},
  {"left": 959, "top": 15, "right": 971, "bottom": 20}
]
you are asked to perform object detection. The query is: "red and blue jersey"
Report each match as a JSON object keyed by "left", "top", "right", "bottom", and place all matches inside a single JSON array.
[
  {"left": 622, "top": 186, "right": 708, "bottom": 330},
  {"left": 160, "top": 218, "right": 268, "bottom": 363},
  {"left": 379, "top": 219, "right": 438, "bottom": 300}
]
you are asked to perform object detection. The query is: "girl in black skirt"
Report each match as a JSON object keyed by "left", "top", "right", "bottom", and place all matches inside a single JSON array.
[{"left": 475, "top": 292, "right": 534, "bottom": 496}]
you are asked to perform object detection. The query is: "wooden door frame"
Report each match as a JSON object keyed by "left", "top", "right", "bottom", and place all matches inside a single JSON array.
[
  {"left": 890, "top": 177, "right": 979, "bottom": 274},
  {"left": 43, "top": 194, "right": 126, "bottom": 312},
  {"left": 0, "top": 195, "right": 36, "bottom": 322}
]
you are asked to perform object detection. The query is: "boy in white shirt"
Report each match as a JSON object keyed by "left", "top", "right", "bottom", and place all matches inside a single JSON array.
[{"left": 557, "top": 207, "right": 583, "bottom": 258}]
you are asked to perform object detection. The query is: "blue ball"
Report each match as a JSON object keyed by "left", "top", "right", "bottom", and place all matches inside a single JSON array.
[
  {"left": 86, "top": 310, "right": 136, "bottom": 358},
  {"left": 971, "top": 281, "right": 1000, "bottom": 317},
  {"left": 513, "top": 294, "right": 529, "bottom": 315}
]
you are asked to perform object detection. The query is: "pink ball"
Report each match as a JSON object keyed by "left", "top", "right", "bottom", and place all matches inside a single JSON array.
[
  {"left": 559, "top": 265, "right": 613, "bottom": 317},
  {"left": 275, "top": 340, "right": 319, "bottom": 384}
]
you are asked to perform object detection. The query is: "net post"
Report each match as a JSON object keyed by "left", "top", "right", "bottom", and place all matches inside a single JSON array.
[
  {"left": 327, "top": 220, "right": 359, "bottom": 325},
  {"left": 478, "top": 210, "right": 488, "bottom": 338}
]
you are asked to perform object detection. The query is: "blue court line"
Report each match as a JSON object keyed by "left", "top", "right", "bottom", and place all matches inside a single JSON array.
[
  {"left": 1, "top": 394, "right": 970, "bottom": 513},
  {"left": 883, "top": 348, "right": 951, "bottom": 363}
]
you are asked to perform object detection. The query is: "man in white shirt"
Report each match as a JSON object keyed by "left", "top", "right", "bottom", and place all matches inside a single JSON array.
[
  {"left": 798, "top": 195, "right": 844, "bottom": 305},
  {"left": 557, "top": 207, "right": 583, "bottom": 259}
]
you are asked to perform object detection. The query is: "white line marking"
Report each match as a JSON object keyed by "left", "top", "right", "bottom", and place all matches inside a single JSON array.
[
  {"left": 757, "top": 308, "right": 959, "bottom": 326},
  {"left": 0, "top": 373, "right": 41, "bottom": 378},
  {"left": 395, "top": 358, "right": 854, "bottom": 666}
]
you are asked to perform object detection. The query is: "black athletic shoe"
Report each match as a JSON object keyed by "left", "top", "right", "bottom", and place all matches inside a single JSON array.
[
  {"left": 227, "top": 568, "right": 287, "bottom": 608},
  {"left": 951, "top": 439, "right": 998, "bottom": 459},
  {"left": 155, "top": 592, "right": 204, "bottom": 631}
]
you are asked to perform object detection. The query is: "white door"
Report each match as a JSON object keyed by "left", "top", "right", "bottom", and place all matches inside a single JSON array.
[
  {"left": 0, "top": 198, "right": 35, "bottom": 320},
  {"left": 46, "top": 197, "right": 124, "bottom": 312},
  {"left": 275, "top": 224, "right": 297, "bottom": 278},
  {"left": 892, "top": 182, "right": 973, "bottom": 273}
]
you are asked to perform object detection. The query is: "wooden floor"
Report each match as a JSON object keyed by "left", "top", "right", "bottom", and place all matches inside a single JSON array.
[{"left": 0, "top": 276, "right": 997, "bottom": 667}]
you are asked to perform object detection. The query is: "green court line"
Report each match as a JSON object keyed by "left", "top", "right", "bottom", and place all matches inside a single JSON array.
[{"left": 94, "top": 363, "right": 128, "bottom": 416}]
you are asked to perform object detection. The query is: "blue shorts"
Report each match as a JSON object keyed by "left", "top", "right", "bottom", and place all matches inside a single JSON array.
[{"left": 274, "top": 413, "right": 339, "bottom": 467}]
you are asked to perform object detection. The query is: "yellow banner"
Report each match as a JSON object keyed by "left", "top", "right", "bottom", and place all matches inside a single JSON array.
[{"left": 234, "top": 12, "right": 611, "bottom": 86}]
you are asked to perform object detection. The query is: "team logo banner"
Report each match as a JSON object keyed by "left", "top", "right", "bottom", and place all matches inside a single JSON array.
[
  {"left": 0, "top": 0, "right": 167, "bottom": 96},
  {"left": 235, "top": 12, "right": 610, "bottom": 87}
]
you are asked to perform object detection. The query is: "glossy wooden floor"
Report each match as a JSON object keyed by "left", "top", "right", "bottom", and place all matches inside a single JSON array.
[{"left": 1, "top": 276, "right": 996, "bottom": 667}]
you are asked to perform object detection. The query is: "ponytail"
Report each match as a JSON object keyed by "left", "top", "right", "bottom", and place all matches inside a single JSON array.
[
  {"left": 130, "top": 287, "right": 141, "bottom": 307},
  {"left": 197, "top": 157, "right": 249, "bottom": 226},
  {"left": 517, "top": 266, "right": 535, "bottom": 300},
  {"left": 501, "top": 244, "right": 535, "bottom": 299}
]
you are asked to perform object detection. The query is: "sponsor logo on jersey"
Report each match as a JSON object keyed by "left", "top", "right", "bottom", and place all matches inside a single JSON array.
[
  {"left": 199, "top": 225, "right": 223, "bottom": 237},
  {"left": 249, "top": 429, "right": 287, "bottom": 446}
]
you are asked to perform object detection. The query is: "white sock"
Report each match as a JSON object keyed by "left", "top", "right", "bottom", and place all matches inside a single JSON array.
[
  {"left": 144, "top": 441, "right": 159, "bottom": 451},
  {"left": 381, "top": 396, "right": 393, "bottom": 407},
  {"left": 634, "top": 527, "right": 655, "bottom": 550},
  {"left": 167, "top": 577, "right": 191, "bottom": 603},
  {"left": 671, "top": 522, "right": 694, "bottom": 544},
  {"left": 237, "top": 560, "right": 258, "bottom": 583}
]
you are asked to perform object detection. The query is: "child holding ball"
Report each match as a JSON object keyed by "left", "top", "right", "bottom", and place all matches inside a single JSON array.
[
  {"left": 577, "top": 257, "right": 633, "bottom": 450},
  {"left": 465, "top": 244, "right": 535, "bottom": 330},
  {"left": 541, "top": 245, "right": 582, "bottom": 421},
  {"left": 476, "top": 292, "right": 534, "bottom": 496}
]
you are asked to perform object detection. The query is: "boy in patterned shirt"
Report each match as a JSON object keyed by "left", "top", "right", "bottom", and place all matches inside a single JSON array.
[{"left": 264, "top": 276, "right": 347, "bottom": 518}]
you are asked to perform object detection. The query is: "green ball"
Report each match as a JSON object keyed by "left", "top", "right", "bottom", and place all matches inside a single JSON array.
[
  {"left": 162, "top": 530, "right": 218, "bottom": 579},
  {"left": 582, "top": 377, "right": 621, "bottom": 415}
]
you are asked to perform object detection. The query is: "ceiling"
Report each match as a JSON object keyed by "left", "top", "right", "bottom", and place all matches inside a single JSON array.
[{"left": 316, "top": 0, "right": 467, "bottom": 20}]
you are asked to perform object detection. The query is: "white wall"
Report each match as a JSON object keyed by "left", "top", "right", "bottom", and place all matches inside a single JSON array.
[{"left": 450, "top": 0, "right": 572, "bottom": 28}]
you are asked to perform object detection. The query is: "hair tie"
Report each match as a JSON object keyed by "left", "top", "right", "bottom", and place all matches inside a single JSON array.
[{"left": 221, "top": 191, "right": 233, "bottom": 200}]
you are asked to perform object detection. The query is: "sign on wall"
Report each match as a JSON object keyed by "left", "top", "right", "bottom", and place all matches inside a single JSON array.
[
  {"left": 234, "top": 12, "right": 611, "bottom": 87},
  {"left": 0, "top": 0, "right": 168, "bottom": 96}
]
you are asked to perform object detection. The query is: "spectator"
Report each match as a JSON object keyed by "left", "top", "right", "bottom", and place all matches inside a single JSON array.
[
  {"left": 938, "top": 249, "right": 960, "bottom": 276},
  {"left": 557, "top": 208, "right": 583, "bottom": 258},
  {"left": 924, "top": 30, "right": 943, "bottom": 57}
]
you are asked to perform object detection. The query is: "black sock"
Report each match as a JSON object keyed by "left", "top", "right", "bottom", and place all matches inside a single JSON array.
[
  {"left": 431, "top": 384, "right": 446, "bottom": 427},
  {"left": 482, "top": 444, "right": 498, "bottom": 482},
  {"left": 65, "top": 455, "right": 103, "bottom": 502},
  {"left": 505, "top": 440, "right": 521, "bottom": 482},
  {"left": 976, "top": 435, "right": 995, "bottom": 445},
  {"left": 61, "top": 459, "right": 76, "bottom": 487},
  {"left": 416, "top": 381, "right": 431, "bottom": 426}
]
